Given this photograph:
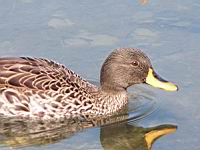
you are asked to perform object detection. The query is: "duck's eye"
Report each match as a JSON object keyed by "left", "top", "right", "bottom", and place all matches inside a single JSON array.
[{"left": 131, "top": 61, "right": 139, "bottom": 67}]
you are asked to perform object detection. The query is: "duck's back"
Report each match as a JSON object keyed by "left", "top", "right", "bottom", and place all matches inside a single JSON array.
[{"left": 0, "top": 57, "right": 97, "bottom": 119}]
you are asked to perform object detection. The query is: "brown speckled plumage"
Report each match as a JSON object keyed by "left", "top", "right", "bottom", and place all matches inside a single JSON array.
[{"left": 0, "top": 48, "right": 152, "bottom": 120}]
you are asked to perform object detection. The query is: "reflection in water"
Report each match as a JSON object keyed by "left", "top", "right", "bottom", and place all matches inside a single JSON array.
[
  {"left": 101, "top": 123, "right": 177, "bottom": 150},
  {"left": 139, "top": 0, "right": 149, "bottom": 5},
  {"left": 0, "top": 116, "right": 177, "bottom": 149},
  {"left": 0, "top": 113, "right": 133, "bottom": 148}
]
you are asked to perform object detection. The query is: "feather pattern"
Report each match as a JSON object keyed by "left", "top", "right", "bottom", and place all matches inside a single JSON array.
[{"left": 0, "top": 57, "right": 127, "bottom": 120}]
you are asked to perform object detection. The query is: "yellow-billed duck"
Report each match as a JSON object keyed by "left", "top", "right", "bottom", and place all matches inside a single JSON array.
[{"left": 0, "top": 48, "right": 178, "bottom": 119}]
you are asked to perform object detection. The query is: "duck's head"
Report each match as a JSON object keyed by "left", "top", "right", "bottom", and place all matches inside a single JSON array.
[{"left": 100, "top": 48, "right": 178, "bottom": 92}]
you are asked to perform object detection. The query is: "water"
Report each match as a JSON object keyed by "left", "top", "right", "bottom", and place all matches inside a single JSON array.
[{"left": 0, "top": 0, "right": 200, "bottom": 149}]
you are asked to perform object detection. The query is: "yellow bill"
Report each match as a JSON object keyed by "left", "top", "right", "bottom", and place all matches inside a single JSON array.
[{"left": 145, "top": 68, "right": 178, "bottom": 91}]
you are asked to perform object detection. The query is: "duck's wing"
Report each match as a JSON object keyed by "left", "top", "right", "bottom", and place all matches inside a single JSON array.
[{"left": 0, "top": 57, "right": 97, "bottom": 93}]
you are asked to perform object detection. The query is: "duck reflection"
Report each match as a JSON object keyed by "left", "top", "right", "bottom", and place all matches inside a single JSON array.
[
  {"left": 100, "top": 123, "right": 177, "bottom": 150},
  {"left": 0, "top": 116, "right": 177, "bottom": 149}
]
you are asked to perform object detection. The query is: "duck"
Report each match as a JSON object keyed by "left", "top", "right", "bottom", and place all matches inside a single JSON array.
[{"left": 0, "top": 48, "right": 178, "bottom": 120}]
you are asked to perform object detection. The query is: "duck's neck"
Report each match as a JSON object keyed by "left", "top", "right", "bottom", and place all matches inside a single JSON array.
[
  {"left": 88, "top": 83, "right": 128, "bottom": 116},
  {"left": 100, "top": 82, "right": 127, "bottom": 94}
]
